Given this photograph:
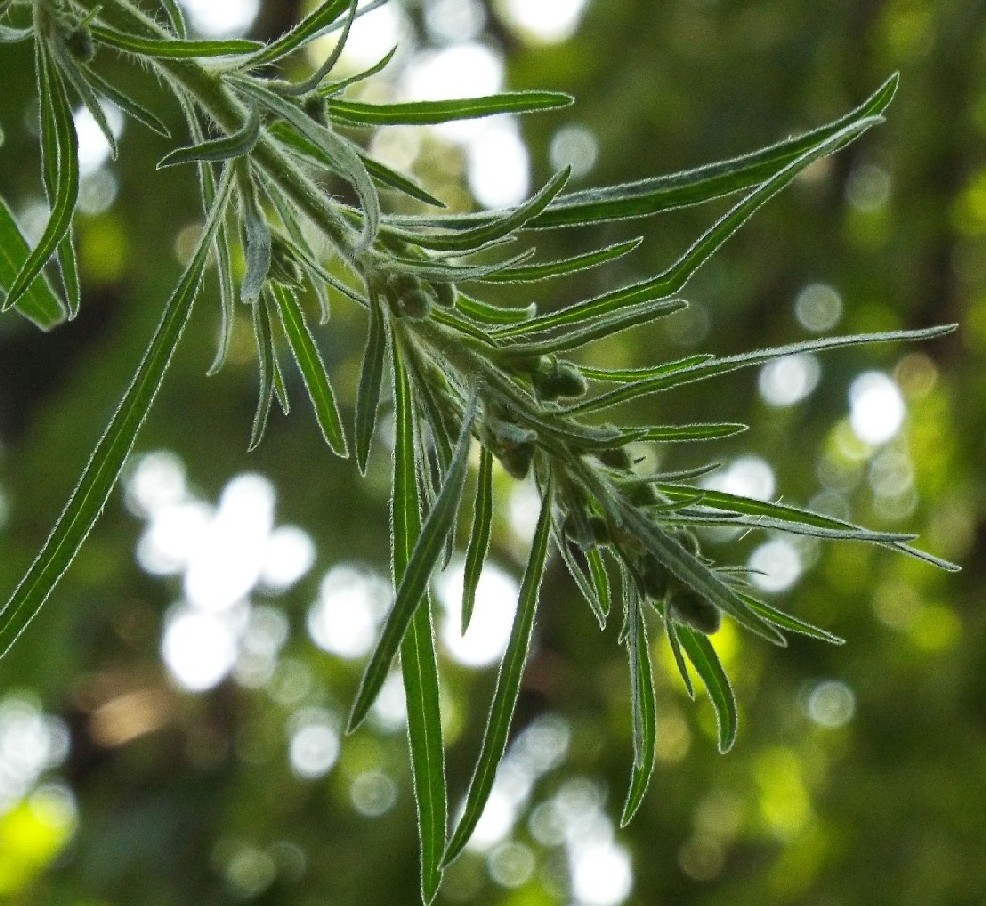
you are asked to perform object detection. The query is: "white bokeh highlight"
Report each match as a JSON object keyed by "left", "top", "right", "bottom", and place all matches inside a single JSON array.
[
  {"left": 178, "top": 0, "right": 259, "bottom": 37},
  {"left": 849, "top": 371, "right": 906, "bottom": 445}
]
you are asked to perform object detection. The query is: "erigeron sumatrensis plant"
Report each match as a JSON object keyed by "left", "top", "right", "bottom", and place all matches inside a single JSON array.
[{"left": 0, "top": 0, "right": 959, "bottom": 901}]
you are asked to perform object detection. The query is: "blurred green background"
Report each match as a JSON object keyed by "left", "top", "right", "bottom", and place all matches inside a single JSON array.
[{"left": 1, "top": 0, "right": 984, "bottom": 904}]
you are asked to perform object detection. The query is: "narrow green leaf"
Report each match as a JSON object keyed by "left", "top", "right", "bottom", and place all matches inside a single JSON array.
[
  {"left": 157, "top": 100, "right": 260, "bottom": 168},
  {"left": 318, "top": 45, "right": 397, "bottom": 97},
  {"left": 0, "top": 164, "right": 235, "bottom": 658},
  {"left": 285, "top": 0, "right": 358, "bottom": 96},
  {"left": 240, "top": 173, "right": 272, "bottom": 304},
  {"left": 242, "top": 80, "right": 380, "bottom": 251},
  {"left": 635, "top": 422, "right": 748, "bottom": 442},
  {"left": 80, "top": 65, "right": 171, "bottom": 138},
  {"left": 735, "top": 592, "right": 844, "bottom": 645},
  {"left": 242, "top": 0, "right": 350, "bottom": 68},
  {"left": 354, "top": 296, "right": 388, "bottom": 474},
  {"left": 492, "top": 119, "right": 881, "bottom": 343},
  {"left": 360, "top": 154, "right": 446, "bottom": 208},
  {"left": 271, "top": 284, "right": 348, "bottom": 456},
  {"left": 558, "top": 538, "right": 607, "bottom": 630},
  {"left": 444, "top": 481, "right": 553, "bottom": 867},
  {"left": 570, "top": 325, "right": 958, "bottom": 415},
  {"left": 677, "top": 625, "right": 737, "bottom": 753},
  {"left": 0, "top": 195, "right": 66, "bottom": 329},
  {"left": 477, "top": 238, "right": 642, "bottom": 284},
  {"left": 39, "top": 48, "right": 82, "bottom": 317},
  {"left": 586, "top": 547, "right": 611, "bottom": 623},
  {"left": 580, "top": 354, "right": 713, "bottom": 382},
  {"left": 455, "top": 293, "right": 536, "bottom": 326},
  {"left": 392, "top": 74, "right": 899, "bottom": 231},
  {"left": 248, "top": 295, "right": 276, "bottom": 451},
  {"left": 54, "top": 52, "right": 119, "bottom": 160},
  {"left": 461, "top": 446, "right": 494, "bottom": 634},
  {"left": 387, "top": 167, "right": 570, "bottom": 253},
  {"left": 158, "top": 0, "right": 188, "bottom": 37},
  {"left": 621, "top": 597, "right": 657, "bottom": 826},
  {"left": 393, "top": 339, "right": 447, "bottom": 905},
  {"left": 663, "top": 616, "right": 695, "bottom": 699},
  {"left": 502, "top": 298, "right": 687, "bottom": 356},
  {"left": 90, "top": 25, "right": 262, "bottom": 58},
  {"left": 327, "top": 91, "right": 572, "bottom": 127},
  {"left": 3, "top": 42, "right": 78, "bottom": 314},
  {"left": 348, "top": 389, "right": 477, "bottom": 732}
]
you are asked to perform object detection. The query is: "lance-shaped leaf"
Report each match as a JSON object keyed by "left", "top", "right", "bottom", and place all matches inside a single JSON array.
[
  {"left": 502, "top": 298, "right": 687, "bottom": 356},
  {"left": 285, "top": 0, "right": 358, "bottom": 96},
  {"left": 581, "top": 354, "right": 714, "bottom": 382},
  {"left": 54, "top": 52, "right": 119, "bottom": 160},
  {"left": 90, "top": 25, "right": 262, "bottom": 58},
  {"left": 586, "top": 547, "right": 611, "bottom": 623},
  {"left": 157, "top": 100, "right": 260, "bottom": 168},
  {"left": 0, "top": 164, "right": 235, "bottom": 657},
  {"left": 454, "top": 294, "right": 535, "bottom": 326},
  {"left": 735, "top": 591, "right": 844, "bottom": 645},
  {"left": 0, "top": 195, "right": 66, "bottom": 329},
  {"left": 558, "top": 538, "right": 608, "bottom": 630},
  {"left": 80, "top": 65, "right": 171, "bottom": 137},
  {"left": 461, "top": 446, "right": 494, "bottom": 634},
  {"left": 39, "top": 50, "right": 82, "bottom": 316},
  {"left": 327, "top": 91, "right": 572, "bottom": 127},
  {"left": 622, "top": 596, "right": 657, "bottom": 826},
  {"left": 491, "top": 119, "right": 881, "bottom": 343},
  {"left": 663, "top": 615, "right": 696, "bottom": 699},
  {"left": 242, "top": 0, "right": 351, "bottom": 68},
  {"left": 240, "top": 178, "right": 272, "bottom": 305},
  {"left": 391, "top": 75, "right": 898, "bottom": 232},
  {"left": 386, "top": 167, "right": 570, "bottom": 253},
  {"left": 271, "top": 284, "right": 348, "bottom": 456},
  {"left": 242, "top": 80, "right": 380, "bottom": 251},
  {"left": 319, "top": 45, "right": 397, "bottom": 97},
  {"left": 361, "top": 154, "right": 445, "bottom": 207},
  {"left": 444, "top": 480, "right": 553, "bottom": 866},
  {"left": 158, "top": 0, "right": 187, "bottom": 37},
  {"left": 392, "top": 340, "right": 447, "bottom": 905},
  {"left": 477, "top": 238, "right": 642, "bottom": 284},
  {"left": 570, "top": 324, "right": 958, "bottom": 415},
  {"left": 632, "top": 422, "right": 747, "bottom": 443},
  {"left": 248, "top": 295, "right": 276, "bottom": 450},
  {"left": 3, "top": 42, "right": 78, "bottom": 314},
  {"left": 676, "top": 625, "right": 737, "bottom": 753},
  {"left": 354, "top": 296, "right": 388, "bottom": 474},
  {"left": 348, "top": 390, "right": 478, "bottom": 732}
]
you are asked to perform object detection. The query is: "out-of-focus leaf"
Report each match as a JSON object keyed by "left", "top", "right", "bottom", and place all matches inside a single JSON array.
[
  {"left": 3, "top": 42, "right": 77, "bottom": 314},
  {"left": 0, "top": 195, "right": 66, "bottom": 329}
]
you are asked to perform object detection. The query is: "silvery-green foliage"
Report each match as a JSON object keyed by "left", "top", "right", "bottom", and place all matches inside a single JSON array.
[{"left": 0, "top": 1, "right": 958, "bottom": 902}]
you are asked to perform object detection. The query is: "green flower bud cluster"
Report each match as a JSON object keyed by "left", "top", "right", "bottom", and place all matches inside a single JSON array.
[
  {"left": 479, "top": 407, "right": 536, "bottom": 480},
  {"left": 63, "top": 22, "right": 95, "bottom": 62},
  {"left": 532, "top": 356, "right": 589, "bottom": 401},
  {"left": 635, "top": 547, "right": 721, "bottom": 635},
  {"left": 378, "top": 271, "right": 456, "bottom": 320}
]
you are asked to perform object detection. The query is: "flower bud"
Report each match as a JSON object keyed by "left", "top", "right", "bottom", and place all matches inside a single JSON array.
[{"left": 667, "top": 589, "right": 721, "bottom": 634}]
